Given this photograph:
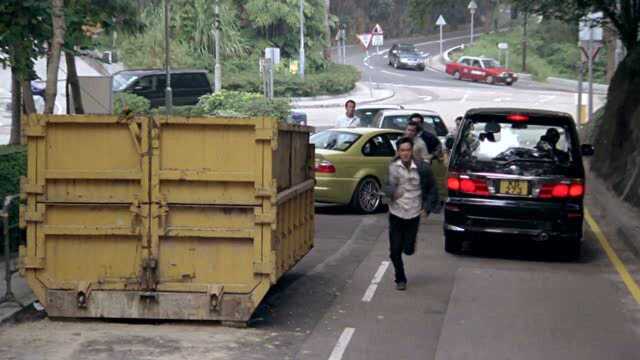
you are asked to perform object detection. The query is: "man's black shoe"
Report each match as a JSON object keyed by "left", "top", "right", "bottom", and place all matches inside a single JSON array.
[{"left": 396, "top": 282, "right": 407, "bottom": 291}]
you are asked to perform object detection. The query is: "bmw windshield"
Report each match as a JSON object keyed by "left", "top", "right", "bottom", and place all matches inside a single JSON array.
[{"left": 311, "top": 131, "right": 361, "bottom": 152}]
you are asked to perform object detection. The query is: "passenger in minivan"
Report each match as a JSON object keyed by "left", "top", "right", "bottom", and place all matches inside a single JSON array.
[{"left": 536, "top": 128, "right": 570, "bottom": 162}]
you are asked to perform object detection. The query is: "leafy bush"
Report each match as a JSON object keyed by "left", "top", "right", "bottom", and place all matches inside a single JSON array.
[
  {"left": 222, "top": 63, "right": 360, "bottom": 97},
  {"left": 153, "top": 105, "right": 206, "bottom": 117},
  {"left": 197, "top": 90, "right": 291, "bottom": 120},
  {"left": 113, "top": 93, "right": 151, "bottom": 115}
]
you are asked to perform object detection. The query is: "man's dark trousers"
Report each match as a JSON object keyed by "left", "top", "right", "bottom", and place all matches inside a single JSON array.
[{"left": 389, "top": 213, "right": 420, "bottom": 284}]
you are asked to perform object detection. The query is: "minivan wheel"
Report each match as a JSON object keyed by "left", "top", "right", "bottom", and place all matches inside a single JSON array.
[
  {"left": 486, "top": 75, "right": 495, "bottom": 84},
  {"left": 444, "top": 231, "right": 463, "bottom": 254},
  {"left": 453, "top": 71, "right": 461, "bottom": 80},
  {"left": 351, "top": 177, "right": 382, "bottom": 214}
]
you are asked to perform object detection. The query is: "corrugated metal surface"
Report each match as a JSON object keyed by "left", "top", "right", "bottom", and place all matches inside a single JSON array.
[{"left": 20, "top": 114, "right": 314, "bottom": 322}]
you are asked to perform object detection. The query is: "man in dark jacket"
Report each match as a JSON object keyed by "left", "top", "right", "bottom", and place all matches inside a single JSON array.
[
  {"left": 409, "top": 113, "right": 443, "bottom": 162},
  {"left": 384, "top": 137, "right": 439, "bottom": 291}
]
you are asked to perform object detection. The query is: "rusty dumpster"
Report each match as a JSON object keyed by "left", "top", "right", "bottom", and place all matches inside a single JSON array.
[{"left": 19, "top": 114, "right": 314, "bottom": 322}]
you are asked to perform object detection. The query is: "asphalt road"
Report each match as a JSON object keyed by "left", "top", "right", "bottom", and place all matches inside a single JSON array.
[{"left": 2, "top": 203, "right": 640, "bottom": 359}]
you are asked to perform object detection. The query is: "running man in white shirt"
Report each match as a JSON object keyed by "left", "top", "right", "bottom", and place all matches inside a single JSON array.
[{"left": 335, "top": 99, "right": 361, "bottom": 128}]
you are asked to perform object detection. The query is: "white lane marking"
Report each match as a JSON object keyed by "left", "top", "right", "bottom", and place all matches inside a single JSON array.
[
  {"left": 362, "top": 261, "right": 390, "bottom": 302},
  {"left": 381, "top": 70, "right": 407, "bottom": 78},
  {"left": 328, "top": 327, "right": 356, "bottom": 360},
  {"left": 460, "top": 91, "right": 470, "bottom": 103},
  {"left": 418, "top": 95, "right": 433, "bottom": 101},
  {"left": 537, "top": 95, "right": 556, "bottom": 103}
]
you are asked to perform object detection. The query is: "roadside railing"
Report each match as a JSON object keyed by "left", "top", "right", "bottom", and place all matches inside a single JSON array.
[{"left": 0, "top": 194, "right": 23, "bottom": 307}]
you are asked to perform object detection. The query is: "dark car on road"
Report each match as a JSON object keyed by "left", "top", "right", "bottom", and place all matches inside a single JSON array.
[
  {"left": 112, "top": 69, "right": 212, "bottom": 108},
  {"left": 444, "top": 108, "right": 595, "bottom": 258},
  {"left": 388, "top": 44, "right": 426, "bottom": 71}
]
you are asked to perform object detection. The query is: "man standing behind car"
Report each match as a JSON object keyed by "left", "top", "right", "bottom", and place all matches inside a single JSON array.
[
  {"left": 385, "top": 137, "right": 439, "bottom": 291},
  {"left": 335, "top": 99, "right": 361, "bottom": 128},
  {"left": 409, "top": 113, "right": 443, "bottom": 163}
]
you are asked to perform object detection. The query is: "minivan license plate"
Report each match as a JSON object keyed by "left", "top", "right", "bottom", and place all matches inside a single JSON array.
[{"left": 499, "top": 180, "right": 529, "bottom": 196}]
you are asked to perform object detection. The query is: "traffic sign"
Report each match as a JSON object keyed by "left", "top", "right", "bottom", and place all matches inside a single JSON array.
[
  {"left": 372, "top": 24, "right": 383, "bottom": 35},
  {"left": 579, "top": 12, "right": 603, "bottom": 41},
  {"left": 436, "top": 15, "right": 447, "bottom": 26},
  {"left": 498, "top": 42, "right": 509, "bottom": 50},
  {"left": 357, "top": 33, "right": 372, "bottom": 49},
  {"left": 372, "top": 34, "right": 384, "bottom": 47}
]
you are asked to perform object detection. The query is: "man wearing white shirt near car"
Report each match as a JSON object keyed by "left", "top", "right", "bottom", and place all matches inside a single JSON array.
[{"left": 335, "top": 99, "right": 361, "bottom": 128}]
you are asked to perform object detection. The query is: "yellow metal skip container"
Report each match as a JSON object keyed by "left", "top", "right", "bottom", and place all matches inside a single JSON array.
[{"left": 19, "top": 114, "right": 314, "bottom": 322}]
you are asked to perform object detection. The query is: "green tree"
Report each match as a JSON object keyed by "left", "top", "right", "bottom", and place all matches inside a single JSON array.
[
  {"left": 0, "top": 0, "right": 49, "bottom": 144},
  {"left": 512, "top": 0, "right": 640, "bottom": 203}
]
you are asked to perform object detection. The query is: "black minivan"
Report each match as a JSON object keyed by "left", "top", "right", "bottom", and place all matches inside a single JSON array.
[
  {"left": 444, "top": 108, "right": 595, "bottom": 258},
  {"left": 112, "top": 69, "right": 212, "bottom": 108}
]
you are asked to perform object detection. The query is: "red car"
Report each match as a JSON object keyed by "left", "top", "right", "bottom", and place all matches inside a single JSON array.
[{"left": 445, "top": 56, "right": 518, "bottom": 86}]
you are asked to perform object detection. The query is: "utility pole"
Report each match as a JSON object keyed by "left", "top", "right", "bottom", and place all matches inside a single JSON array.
[
  {"left": 164, "top": 0, "right": 172, "bottom": 114},
  {"left": 522, "top": 9, "right": 528, "bottom": 73},
  {"left": 587, "top": 25, "right": 594, "bottom": 122},
  {"left": 299, "top": 0, "right": 305, "bottom": 79},
  {"left": 213, "top": 0, "right": 222, "bottom": 92}
]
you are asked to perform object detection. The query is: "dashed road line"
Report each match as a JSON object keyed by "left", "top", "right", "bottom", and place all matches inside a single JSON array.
[
  {"left": 328, "top": 327, "right": 356, "bottom": 360},
  {"left": 362, "top": 261, "right": 390, "bottom": 302}
]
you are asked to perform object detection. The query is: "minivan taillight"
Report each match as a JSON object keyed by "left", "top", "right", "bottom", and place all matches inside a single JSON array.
[
  {"left": 539, "top": 182, "right": 584, "bottom": 199},
  {"left": 447, "top": 174, "right": 489, "bottom": 196},
  {"left": 315, "top": 160, "right": 336, "bottom": 173}
]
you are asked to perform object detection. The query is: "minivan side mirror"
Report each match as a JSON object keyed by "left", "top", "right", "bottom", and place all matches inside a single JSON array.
[{"left": 581, "top": 144, "right": 595, "bottom": 156}]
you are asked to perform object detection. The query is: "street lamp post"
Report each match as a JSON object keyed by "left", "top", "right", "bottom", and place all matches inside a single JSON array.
[
  {"left": 299, "top": 0, "right": 305, "bottom": 80},
  {"left": 468, "top": 0, "right": 478, "bottom": 44},
  {"left": 164, "top": 0, "right": 172, "bottom": 114}
]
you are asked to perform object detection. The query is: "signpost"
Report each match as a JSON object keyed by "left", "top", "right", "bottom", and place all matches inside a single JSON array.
[
  {"left": 371, "top": 24, "right": 384, "bottom": 53},
  {"left": 578, "top": 12, "right": 603, "bottom": 123},
  {"left": 498, "top": 42, "right": 509, "bottom": 68},
  {"left": 468, "top": 1, "right": 478, "bottom": 44},
  {"left": 436, "top": 15, "right": 447, "bottom": 57},
  {"left": 357, "top": 33, "right": 373, "bottom": 55}
]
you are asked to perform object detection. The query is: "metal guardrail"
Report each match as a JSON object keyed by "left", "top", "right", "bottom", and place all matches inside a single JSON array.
[{"left": 0, "top": 194, "right": 22, "bottom": 307}]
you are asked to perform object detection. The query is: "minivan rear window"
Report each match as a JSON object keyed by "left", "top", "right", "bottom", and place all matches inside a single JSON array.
[
  {"left": 381, "top": 115, "right": 448, "bottom": 137},
  {"left": 457, "top": 121, "right": 574, "bottom": 167}
]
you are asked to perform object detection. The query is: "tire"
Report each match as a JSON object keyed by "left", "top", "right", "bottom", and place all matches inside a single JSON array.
[
  {"left": 418, "top": 65, "right": 425, "bottom": 72},
  {"left": 453, "top": 71, "right": 461, "bottom": 80},
  {"left": 393, "top": 59, "right": 399, "bottom": 69},
  {"left": 486, "top": 75, "right": 495, "bottom": 85},
  {"left": 444, "top": 231, "right": 463, "bottom": 254},
  {"left": 350, "top": 177, "right": 382, "bottom": 214},
  {"left": 506, "top": 81, "right": 514, "bottom": 86}
]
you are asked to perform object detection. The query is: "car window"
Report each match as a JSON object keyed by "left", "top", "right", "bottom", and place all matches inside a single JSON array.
[
  {"left": 355, "top": 108, "right": 381, "bottom": 127},
  {"left": 380, "top": 115, "right": 448, "bottom": 137},
  {"left": 481, "top": 59, "right": 500, "bottom": 68},
  {"left": 386, "top": 133, "right": 403, "bottom": 152},
  {"left": 172, "top": 73, "right": 210, "bottom": 89},
  {"left": 311, "top": 131, "right": 360, "bottom": 152},
  {"left": 133, "top": 76, "right": 153, "bottom": 91},
  {"left": 460, "top": 58, "right": 470, "bottom": 66},
  {"left": 362, "top": 135, "right": 395, "bottom": 157},
  {"left": 472, "top": 60, "right": 482, "bottom": 68},
  {"left": 113, "top": 73, "right": 138, "bottom": 91},
  {"left": 457, "top": 122, "right": 572, "bottom": 166}
]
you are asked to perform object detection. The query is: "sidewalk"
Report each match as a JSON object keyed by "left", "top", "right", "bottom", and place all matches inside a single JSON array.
[
  {"left": 0, "top": 259, "right": 36, "bottom": 324},
  {"left": 291, "top": 82, "right": 395, "bottom": 109},
  {"left": 585, "top": 164, "right": 640, "bottom": 257}
]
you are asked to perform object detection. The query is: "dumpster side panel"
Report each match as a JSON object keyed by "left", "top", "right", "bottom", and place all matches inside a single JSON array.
[{"left": 21, "top": 115, "right": 315, "bottom": 322}]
